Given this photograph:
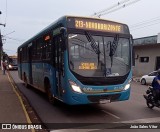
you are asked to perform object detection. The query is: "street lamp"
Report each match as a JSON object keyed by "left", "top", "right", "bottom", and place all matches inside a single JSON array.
[
  {"left": 0, "top": 23, "right": 5, "bottom": 27},
  {"left": 0, "top": 11, "right": 5, "bottom": 27}
]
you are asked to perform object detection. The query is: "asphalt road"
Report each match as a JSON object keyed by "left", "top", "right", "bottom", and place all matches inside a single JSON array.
[{"left": 9, "top": 71, "right": 160, "bottom": 131}]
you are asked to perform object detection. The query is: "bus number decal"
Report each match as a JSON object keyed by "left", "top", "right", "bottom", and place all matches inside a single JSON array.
[
  {"left": 75, "top": 20, "right": 83, "bottom": 28},
  {"left": 79, "top": 62, "right": 97, "bottom": 70}
]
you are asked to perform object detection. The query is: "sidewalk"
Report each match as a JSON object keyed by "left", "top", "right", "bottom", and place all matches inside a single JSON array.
[
  {"left": 132, "top": 76, "right": 141, "bottom": 82},
  {"left": 0, "top": 69, "right": 31, "bottom": 131}
]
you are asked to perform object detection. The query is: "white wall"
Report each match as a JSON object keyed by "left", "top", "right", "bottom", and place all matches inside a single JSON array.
[{"left": 133, "top": 44, "right": 160, "bottom": 76}]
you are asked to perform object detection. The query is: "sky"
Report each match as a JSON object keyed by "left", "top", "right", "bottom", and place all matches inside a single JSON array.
[{"left": 0, "top": 0, "right": 160, "bottom": 55}]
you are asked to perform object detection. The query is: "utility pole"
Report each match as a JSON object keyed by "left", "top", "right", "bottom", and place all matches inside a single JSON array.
[
  {"left": 0, "top": 11, "right": 6, "bottom": 67},
  {"left": 0, "top": 31, "right": 3, "bottom": 67}
]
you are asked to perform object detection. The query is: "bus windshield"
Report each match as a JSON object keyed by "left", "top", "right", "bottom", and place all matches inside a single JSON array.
[{"left": 68, "top": 33, "right": 131, "bottom": 77}]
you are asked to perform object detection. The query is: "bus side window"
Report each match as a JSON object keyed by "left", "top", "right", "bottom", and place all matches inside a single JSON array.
[
  {"left": 52, "top": 38, "right": 56, "bottom": 67},
  {"left": 32, "top": 41, "right": 37, "bottom": 61},
  {"left": 36, "top": 38, "right": 43, "bottom": 60},
  {"left": 53, "top": 37, "right": 58, "bottom": 68},
  {"left": 43, "top": 33, "right": 53, "bottom": 62},
  {"left": 22, "top": 46, "right": 27, "bottom": 62}
]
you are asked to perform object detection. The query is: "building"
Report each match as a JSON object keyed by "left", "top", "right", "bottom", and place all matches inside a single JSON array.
[{"left": 133, "top": 33, "right": 160, "bottom": 76}]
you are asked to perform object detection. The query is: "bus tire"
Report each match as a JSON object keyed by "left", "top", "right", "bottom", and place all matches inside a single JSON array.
[
  {"left": 44, "top": 79, "right": 56, "bottom": 105},
  {"left": 24, "top": 73, "right": 29, "bottom": 88}
]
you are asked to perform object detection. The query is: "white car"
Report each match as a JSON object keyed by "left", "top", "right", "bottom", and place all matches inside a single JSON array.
[{"left": 140, "top": 71, "right": 158, "bottom": 85}]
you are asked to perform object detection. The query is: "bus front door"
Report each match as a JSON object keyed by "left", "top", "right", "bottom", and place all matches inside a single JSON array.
[{"left": 55, "top": 35, "right": 64, "bottom": 98}]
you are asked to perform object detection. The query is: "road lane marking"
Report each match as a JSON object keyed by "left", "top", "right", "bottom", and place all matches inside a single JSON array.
[
  {"left": 115, "top": 116, "right": 160, "bottom": 123},
  {"left": 101, "top": 110, "right": 120, "bottom": 119}
]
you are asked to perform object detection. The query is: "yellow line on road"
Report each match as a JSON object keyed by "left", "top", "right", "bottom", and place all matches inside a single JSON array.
[{"left": 7, "top": 72, "right": 35, "bottom": 132}]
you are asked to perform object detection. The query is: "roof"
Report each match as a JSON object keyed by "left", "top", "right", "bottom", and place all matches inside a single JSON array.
[{"left": 133, "top": 35, "right": 158, "bottom": 46}]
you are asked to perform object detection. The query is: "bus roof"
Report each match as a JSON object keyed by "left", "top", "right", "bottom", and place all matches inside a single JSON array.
[{"left": 18, "top": 15, "right": 129, "bottom": 49}]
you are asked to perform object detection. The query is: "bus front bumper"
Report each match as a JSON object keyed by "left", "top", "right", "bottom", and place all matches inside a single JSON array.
[{"left": 65, "top": 89, "right": 130, "bottom": 105}]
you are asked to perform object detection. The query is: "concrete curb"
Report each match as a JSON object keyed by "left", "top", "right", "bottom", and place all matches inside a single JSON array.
[{"left": 132, "top": 77, "right": 140, "bottom": 82}]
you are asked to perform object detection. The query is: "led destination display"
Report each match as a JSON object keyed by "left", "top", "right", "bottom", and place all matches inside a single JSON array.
[{"left": 67, "top": 17, "right": 129, "bottom": 34}]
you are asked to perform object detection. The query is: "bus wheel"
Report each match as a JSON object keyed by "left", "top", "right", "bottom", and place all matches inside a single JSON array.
[
  {"left": 45, "top": 81, "right": 56, "bottom": 105},
  {"left": 24, "top": 74, "right": 29, "bottom": 88}
]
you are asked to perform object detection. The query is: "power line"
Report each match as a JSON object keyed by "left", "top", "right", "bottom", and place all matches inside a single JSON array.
[
  {"left": 92, "top": 0, "right": 141, "bottom": 18},
  {"left": 100, "top": 0, "right": 141, "bottom": 17},
  {"left": 130, "top": 21, "right": 160, "bottom": 31},
  {"left": 1, "top": 31, "right": 24, "bottom": 42},
  {"left": 3, "top": 31, "right": 15, "bottom": 37},
  {"left": 129, "top": 15, "right": 160, "bottom": 31},
  {"left": 4, "top": 36, "right": 24, "bottom": 42},
  {"left": 91, "top": 0, "right": 159, "bottom": 32},
  {"left": 130, "top": 16, "right": 160, "bottom": 28},
  {"left": 91, "top": 0, "right": 130, "bottom": 17},
  {"left": 3, "top": 48, "right": 16, "bottom": 52}
]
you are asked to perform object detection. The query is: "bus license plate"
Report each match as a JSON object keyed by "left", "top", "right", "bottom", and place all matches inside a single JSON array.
[{"left": 99, "top": 99, "right": 110, "bottom": 104}]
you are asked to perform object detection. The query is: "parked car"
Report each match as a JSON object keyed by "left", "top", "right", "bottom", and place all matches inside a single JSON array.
[{"left": 140, "top": 71, "right": 158, "bottom": 85}]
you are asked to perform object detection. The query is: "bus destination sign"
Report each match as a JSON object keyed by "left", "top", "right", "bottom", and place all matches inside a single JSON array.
[{"left": 67, "top": 17, "right": 129, "bottom": 34}]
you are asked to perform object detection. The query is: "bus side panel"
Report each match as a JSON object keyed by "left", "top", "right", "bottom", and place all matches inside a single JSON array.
[
  {"left": 18, "top": 64, "right": 21, "bottom": 80},
  {"left": 31, "top": 63, "right": 56, "bottom": 93},
  {"left": 18, "top": 50, "right": 23, "bottom": 80},
  {"left": 37, "top": 63, "right": 44, "bottom": 91},
  {"left": 32, "top": 63, "right": 39, "bottom": 88},
  {"left": 21, "top": 63, "right": 29, "bottom": 81},
  {"left": 35, "top": 63, "right": 43, "bottom": 89},
  {"left": 43, "top": 63, "right": 57, "bottom": 96}
]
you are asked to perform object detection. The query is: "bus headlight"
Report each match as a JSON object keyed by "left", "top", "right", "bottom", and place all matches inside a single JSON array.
[
  {"left": 69, "top": 80, "right": 82, "bottom": 93},
  {"left": 123, "top": 79, "right": 131, "bottom": 90},
  {"left": 9, "top": 65, "right": 12, "bottom": 68},
  {"left": 124, "top": 83, "right": 130, "bottom": 90}
]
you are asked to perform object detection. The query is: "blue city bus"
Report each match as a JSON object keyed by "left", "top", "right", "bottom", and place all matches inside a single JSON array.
[{"left": 18, "top": 16, "right": 133, "bottom": 105}]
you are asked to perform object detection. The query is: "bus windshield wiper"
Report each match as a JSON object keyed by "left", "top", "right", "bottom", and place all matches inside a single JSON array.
[
  {"left": 109, "top": 34, "right": 119, "bottom": 67},
  {"left": 85, "top": 31, "right": 101, "bottom": 64}
]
